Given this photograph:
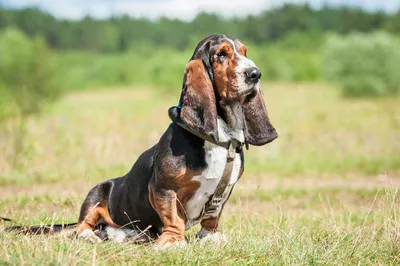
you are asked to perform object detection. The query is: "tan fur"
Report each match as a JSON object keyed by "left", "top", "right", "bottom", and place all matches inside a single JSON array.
[
  {"left": 76, "top": 205, "right": 118, "bottom": 234},
  {"left": 213, "top": 42, "right": 240, "bottom": 101},
  {"left": 148, "top": 166, "right": 203, "bottom": 245}
]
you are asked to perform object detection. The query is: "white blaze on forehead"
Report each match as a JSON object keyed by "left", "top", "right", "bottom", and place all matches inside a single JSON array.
[
  {"left": 223, "top": 37, "right": 259, "bottom": 94},
  {"left": 224, "top": 37, "right": 257, "bottom": 70}
]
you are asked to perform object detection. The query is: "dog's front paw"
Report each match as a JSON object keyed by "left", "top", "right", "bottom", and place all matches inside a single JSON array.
[
  {"left": 154, "top": 240, "right": 187, "bottom": 251},
  {"left": 154, "top": 234, "right": 186, "bottom": 250},
  {"left": 196, "top": 228, "right": 227, "bottom": 244},
  {"left": 77, "top": 229, "right": 102, "bottom": 243}
]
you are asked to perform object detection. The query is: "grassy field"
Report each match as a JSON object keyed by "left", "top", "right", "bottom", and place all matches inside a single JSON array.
[{"left": 0, "top": 83, "right": 399, "bottom": 265}]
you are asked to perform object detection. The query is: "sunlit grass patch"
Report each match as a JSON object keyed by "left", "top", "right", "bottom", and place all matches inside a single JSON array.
[
  {"left": 0, "top": 83, "right": 399, "bottom": 264},
  {"left": 1, "top": 83, "right": 399, "bottom": 185},
  {"left": 1, "top": 186, "right": 399, "bottom": 265}
]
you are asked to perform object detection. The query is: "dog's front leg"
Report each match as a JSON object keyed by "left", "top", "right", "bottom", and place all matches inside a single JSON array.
[
  {"left": 149, "top": 186, "right": 185, "bottom": 247},
  {"left": 197, "top": 215, "right": 227, "bottom": 244}
]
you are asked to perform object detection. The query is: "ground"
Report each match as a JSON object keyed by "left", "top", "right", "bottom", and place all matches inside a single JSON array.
[{"left": 0, "top": 83, "right": 399, "bottom": 265}]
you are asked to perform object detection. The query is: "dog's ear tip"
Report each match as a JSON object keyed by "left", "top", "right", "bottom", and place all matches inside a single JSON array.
[
  {"left": 266, "top": 131, "right": 278, "bottom": 144},
  {"left": 262, "top": 128, "right": 278, "bottom": 144},
  {"left": 245, "top": 128, "right": 278, "bottom": 146}
]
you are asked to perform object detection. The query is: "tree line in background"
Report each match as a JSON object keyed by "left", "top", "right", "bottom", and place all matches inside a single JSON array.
[
  {"left": 0, "top": 4, "right": 400, "bottom": 52},
  {"left": 0, "top": 3, "right": 400, "bottom": 169}
]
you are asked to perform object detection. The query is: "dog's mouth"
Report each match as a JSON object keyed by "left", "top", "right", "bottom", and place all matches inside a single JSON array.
[
  {"left": 236, "top": 84, "right": 258, "bottom": 106},
  {"left": 221, "top": 83, "right": 258, "bottom": 105},
  {"left": 244, "top": 87, "right": 258, "bottom": 102}
]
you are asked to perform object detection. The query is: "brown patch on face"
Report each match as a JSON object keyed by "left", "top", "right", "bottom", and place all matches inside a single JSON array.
[
  {"left": 239, "top": 44, "right": 247, "bottom": 57},
  {"left": 212, "top": 41, "right": 241, "bottom": 103}
]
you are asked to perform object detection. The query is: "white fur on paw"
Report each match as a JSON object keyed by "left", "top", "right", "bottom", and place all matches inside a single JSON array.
[
  {"left": 197, "top": 228, "right": 227, "bottom": 244},
  {"left": 78, "top": 229, "right": 102, "bottom": 243},
  {"left": 106, "top": 227, "right": 140, "bottom": 243}
]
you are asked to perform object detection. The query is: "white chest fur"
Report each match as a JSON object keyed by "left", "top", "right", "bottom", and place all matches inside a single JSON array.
[{"left": 185, "top": 141, "right": 241, "bottom": 229}]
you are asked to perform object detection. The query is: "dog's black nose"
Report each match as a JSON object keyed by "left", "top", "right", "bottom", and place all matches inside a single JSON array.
[{"left": 245, "top": 67, "right": 261, "bottom": 82}]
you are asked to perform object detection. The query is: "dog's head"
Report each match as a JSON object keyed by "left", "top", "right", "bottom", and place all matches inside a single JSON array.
[{"left": 177, "top": 34, "right": 277, "bottom": 146}]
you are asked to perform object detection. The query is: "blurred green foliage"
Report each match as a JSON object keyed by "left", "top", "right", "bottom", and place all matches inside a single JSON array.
[
  {"left": 56, "top": 41, "right": 323, "bottom": 92},
  {"left": 0, "top": 4, "right": 399, "bottom": 96},
  {"left": 0, "top": 28, "right": 62, "bottom": 167},
  {"left": 324, "top": 32, "right": 400, "bottom": 97},
  {"left": 54, "top": 47, "right": 192, "bottom": 91},
  {"left": 54, "top": 31, "right": 325, "bottom": 92},
  {"left": 0, "top": 28, "right": 61, "bottom": 118}
]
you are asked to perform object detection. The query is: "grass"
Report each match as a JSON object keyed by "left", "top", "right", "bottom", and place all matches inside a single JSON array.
[
  {"left": 0, "top": 181, "right": 399, "bottom": 265},
  {"left": 0, "top": 83, "right": 400, "bottom": 264}
]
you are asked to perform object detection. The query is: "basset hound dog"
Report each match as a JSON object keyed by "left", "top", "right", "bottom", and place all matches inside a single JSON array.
[{"left": 6, "top": 35, "right": 278, "bottom": 247}]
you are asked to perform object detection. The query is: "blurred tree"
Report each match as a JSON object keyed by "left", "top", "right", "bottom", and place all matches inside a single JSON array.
[
  {"left": 100, "top": 23, "right": 119, "bottom": 52},
  {"left": 384, "top": 10, "right": 400, "bottom": 33},
  {"left": 0, "top": 8, "right": 11, "bottom": 29},
  {"left": 0, "top": 5, "right": 398, "bottom": 52},
  {"left": 0, "top": 28, "right": 63, "bottom": 167},
  {"left": 324, "top": 32, "right": 400, "bottom": 97}
]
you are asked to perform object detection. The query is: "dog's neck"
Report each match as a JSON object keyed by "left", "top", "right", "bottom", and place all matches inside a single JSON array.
[{"left": 217, "top": 102, "right": 245, "bottom": 143}]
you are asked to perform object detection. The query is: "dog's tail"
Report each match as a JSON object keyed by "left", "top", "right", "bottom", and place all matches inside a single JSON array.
[
  {"left": 5, "top": 223, "right": 77, "bottom": 235},
  {"left": 0, "top": 217, "right": 12, "bottom": 222},
  {"left": 1, "top": 217, "right": 77, "bottom": 235}
]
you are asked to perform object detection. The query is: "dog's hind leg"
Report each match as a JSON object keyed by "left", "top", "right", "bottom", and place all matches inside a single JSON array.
[
  {"left": 76, "top": 205, "right": 110, "bottom": 243},
  {"left": 75, "top": 181, "right": 118, "bottom": 243}
]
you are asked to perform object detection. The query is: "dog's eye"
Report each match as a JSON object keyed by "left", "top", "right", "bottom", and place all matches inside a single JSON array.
[{"left": 217, "top": 51, "right": 227, "bottom": 58}]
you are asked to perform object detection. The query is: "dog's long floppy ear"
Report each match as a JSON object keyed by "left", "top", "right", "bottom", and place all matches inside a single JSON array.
[
  {"left": 243, "top": 88, "right": 278, "bottom": 146},
  {"left": 179, "top": 49, "right": 218, "bottom": 143}
]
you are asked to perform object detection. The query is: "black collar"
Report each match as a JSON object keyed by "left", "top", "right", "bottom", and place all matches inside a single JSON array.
[{"left": 168, "top": 106, "right": 241, "bottom": 161}]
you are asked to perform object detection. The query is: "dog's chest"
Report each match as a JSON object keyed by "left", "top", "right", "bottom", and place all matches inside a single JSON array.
[{"left": 184, "top": 142, "right": 241, "bottom": 229}]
